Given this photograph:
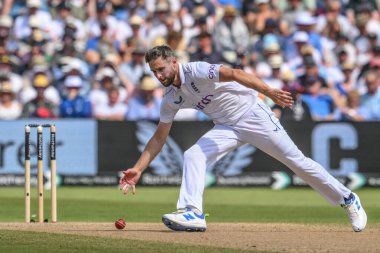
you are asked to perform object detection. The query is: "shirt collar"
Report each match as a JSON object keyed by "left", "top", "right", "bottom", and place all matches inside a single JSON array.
[{"left": 177, "top": 63, "right": 185, "bottom": 88}]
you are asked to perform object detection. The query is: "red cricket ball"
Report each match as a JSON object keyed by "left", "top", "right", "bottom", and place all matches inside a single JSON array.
[{"left": 115, "top": 218, "right": 126, "bottom": 230}]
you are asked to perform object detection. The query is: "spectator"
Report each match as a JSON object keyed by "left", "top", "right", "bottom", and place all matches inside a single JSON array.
[
  {"left": 22, "top": 73, "right": 58, "bottom": 118},
  {"left": 145, "top": 1, "right": 175, "bottom": 46},
  {"left": 118, "top": 15, "right": 148, "bottom": 61},
  {"left": 279, "top": 0, "right": 310, "bottom": 34},
  {"left": 346, "top": 0, "right": 379, "bottom": 24},
  {"left": 294, "top": 12, "right": 322, "bottom": 56},
  {"left": 334, "top": 34, "right": 357, "bottom": 67},
  {"left": 86, "top": 0, "right": 131, "bottom": 42},
  {"left": 94, "top": 86, "right": 128, "bottom": 121},
  {"left": 180, "top": 0, "right": 216, "bottom": 33},
  {"left": 183, "top": 5, "right": 210, "bottom": 50},
  {"left": 0, "top": 54, "right": 23, "bottom": 94},
  {"left": 0, "top": 15, "right": 15, "bottom": 53},
  {"left": 265, "top": 54, "right": 286, "bottom": 90},
  {"left": 335, "top": 90, "right": 366, "bottom": 121},
  {"left": 300, "top": 76, "right": 335, "bottom": 121},
  {"left": 124, "top": 0, "right": 149, "bottom": 20},
  {"left": 357, "top": 46, "right": 380, "bottom": 82},
  {"left": 17, "top": 14, "right": 56, "bottom": 72},
  {"left": 286, "top": 31, "right": 321, "bottom": 71},
  {"left": 247, "top": 0, "right": 279, "bottom": 34},
  {"left": 261, "top": 54, "right": 287, "bottom": 107},
  {"left": 251, "top": 33, "right": 281, "bottom": 64},
  {"left": 316, "top": 0, "right": 355, "bottom": 40},
  {"left": 189, "top": 31, "right": 222, "bottom": 63},
  {"left": 57, "top": 57, "right": 90, "bottom": 95},
  {"left": 89, "top": 67, "right": 127, "bottom": 111},
  {"left": 53, "top": 1, "right": 86, "bottom": 41},
  {"left": 0, "top": 0, "right": 378, "bottom": 123},
  {"left": 336, "top": 62, "right": 359, "bottom": 96},
  {"left": 100, "top": 55, "right": 134, "bottom": 100},
  {"left": 85, "top": 20, "right": 119, "bottom": 65},
  {"left": 19, "top": 67, "right": 60, "bottom": 106},
  {"left": 166, "top": 31, "right": 188, "bottom": 63},
  {"left": 126, "top": 15, "right": 147, "bottom": 49},
  {"left": 146, "top": 0, "right": 181, "bottom": 17},
  {"left": 0, "top": 77, "right": 22, "bottom": 120},
  {"left": 120, "top": 45, "right": 150, "bottom": 87},
  {"left": 125, "top": 75, "right": 161, "bottom": 121},
  {"left": 360, "top": 71, "right": 380, "bottom": 120},
  {"left": 13, "top": 0, "right": 53, "bottom": 41},
  {"left": 213, "top": 5, "right": 249, "bottom": 55},
  {"left": 298, "top": 55, "right": 328, "bottom": 89},
  {"left": 296, "top": 55, "right": 345, "bottom": 109},
  {"left": 59, "top": 76, "right": 92, "bottom": 118},
  {"left": 0, "top": 0, "right": 13, "bottom": 16},
  {"left": 279, "top": 69, "right": 300, "bottom": 93},
  {"left": 272, "top": 87, "right": 312, "bottom": 122},
  {"left": 353, "top": 13, "right": 374, "bottom": 64}
]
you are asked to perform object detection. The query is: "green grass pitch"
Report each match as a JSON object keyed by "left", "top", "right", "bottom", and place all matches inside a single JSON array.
[{"left": 0, "top": 187, "right": 379, "bottom": 253}]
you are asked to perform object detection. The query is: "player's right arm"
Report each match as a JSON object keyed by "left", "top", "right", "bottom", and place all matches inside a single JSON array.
[{"left": 119, "top": 121, "right": 172, "bottom": 194}]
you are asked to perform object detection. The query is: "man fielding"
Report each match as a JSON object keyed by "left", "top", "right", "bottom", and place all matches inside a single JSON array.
[{"left": 119, "top": 45, "right": 367, "bottom": 233}]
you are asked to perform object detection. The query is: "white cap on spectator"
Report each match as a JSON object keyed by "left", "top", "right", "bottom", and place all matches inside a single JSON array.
[
  {"left": 140, "top": 76, "right": 157, "bottom": 91},
  {"left": 0, "top": 81, "right": 14, "bottom": 94},
  {"left": 295, "top": 12, "right": 316, "bottom": 26},
  {"left": 129, "top": 15, "right": 143, "bottom": 26},
  {"left": 293, "top": 31, "right": 309, "bottom": 43},
  {"left": 29, "top": 15, "right": 41, "bottom": 28},
  {"left": 193, "top": 5, "right": 207, "bottom": 19},
  {"left": 268, "top": 55, "right": 283, "bottom": 68},
  {"left": 264, "top": 43, "right": 280, "bottom": 52},
  {"left": 104, "top": 54, "right": 119, "bottom": 65},
  {"left": 62, "top": 58, "right": 82, "bottom": 73},
  {"left": 64, "top": 76, "right": 82, "bottom": 88},
  {"left": 256, "top": 0, "right": 269, "bottom": 4},
  {"left": 97, "top": 67, "right": 115, "bottom": 81},
  {"left": 152, "top": 36, "right": 167, "bottom": 47},
  {"left": 155, "top": 2, "right": 170, "bottom": 12},
  {"left": 0, "top": 15, "right": 12, "bottom": 28},
  {"left": 256, "top": 62, "right": 271, "bottom": 78},
  {"left": 27, "top": 0, "right": 42, "bottom": 8}
]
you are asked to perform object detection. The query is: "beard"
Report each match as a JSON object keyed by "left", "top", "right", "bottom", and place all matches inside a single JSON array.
[{"left": 160, "top": 73, "right": 175, "bottom": 87}]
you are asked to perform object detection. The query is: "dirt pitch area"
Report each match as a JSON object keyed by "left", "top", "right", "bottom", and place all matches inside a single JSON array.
[{"left": 1, "top": 222, "right": 379, "bottom": 252}]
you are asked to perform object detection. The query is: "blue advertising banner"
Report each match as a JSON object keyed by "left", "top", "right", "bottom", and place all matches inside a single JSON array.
[
  {"left": 98, "top": 121, "right": 380, "bottom": 189},
  {"left": 1, "top": 120, "right": 379, "bottom": 189},
  {"left": 0, "top": 119, "right": 97, "bottom": 176}
]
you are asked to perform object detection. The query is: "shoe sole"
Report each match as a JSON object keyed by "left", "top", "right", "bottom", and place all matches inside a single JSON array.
[{"left": 162, "top": 217, "right": 207, "bottom": 232}]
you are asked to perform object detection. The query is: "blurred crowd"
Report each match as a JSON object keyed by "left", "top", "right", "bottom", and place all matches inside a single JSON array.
[{"left": 0, "top": 0, "right": 380, "bottom": 122}]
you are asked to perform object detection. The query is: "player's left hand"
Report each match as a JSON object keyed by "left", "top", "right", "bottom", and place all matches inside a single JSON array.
[{"left": 268, "top": 88, "right": 293, "bottom": 108}]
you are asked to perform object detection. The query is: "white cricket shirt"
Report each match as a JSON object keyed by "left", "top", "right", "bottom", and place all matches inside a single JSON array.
[{"left": 160, "top": 62, "right": 258, "bottom": 125}]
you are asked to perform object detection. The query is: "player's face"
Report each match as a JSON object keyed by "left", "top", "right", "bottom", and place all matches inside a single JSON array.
[{"left": 148, "top": 57, "right": 176, "bottom": 87}]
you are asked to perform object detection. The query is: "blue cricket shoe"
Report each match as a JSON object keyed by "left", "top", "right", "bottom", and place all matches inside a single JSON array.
[{"left": 341, "top": 192, "right": 367, "bottom": 232}]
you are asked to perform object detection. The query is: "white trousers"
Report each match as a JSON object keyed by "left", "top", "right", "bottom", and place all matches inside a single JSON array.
[{"left": 177, "top": 100, "right": 351, "bottom": 212}]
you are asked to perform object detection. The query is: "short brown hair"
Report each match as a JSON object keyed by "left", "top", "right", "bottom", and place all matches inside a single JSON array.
[{"left": 145, "top": 45, "right": 175, "bottom": 63}]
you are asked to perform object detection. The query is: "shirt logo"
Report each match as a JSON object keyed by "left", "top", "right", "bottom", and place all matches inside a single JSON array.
[
  {"left": 208, "top": 64, "right": 216, "bottom": 79},
  {"left": 195, "top": 95, "right": 213, "bottom": 110},
  {"left": 190, "top": 82, "right": 200, "bottom": 93},
  {"left": 174, "top": 96, "right": 183, "bottom": 104}
]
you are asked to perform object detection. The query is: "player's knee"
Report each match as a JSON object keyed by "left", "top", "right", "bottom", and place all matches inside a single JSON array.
[{"left": 184, "top": 147, "right": 204, "bottom": 162}]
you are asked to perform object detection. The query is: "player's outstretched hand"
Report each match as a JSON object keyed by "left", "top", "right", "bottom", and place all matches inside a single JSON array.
[
  {"left": 119, "top": 168, "right": 141, "bottom": 195},
  {"left": 268, "top": 88, "right": 293, "bottom": 108}
]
